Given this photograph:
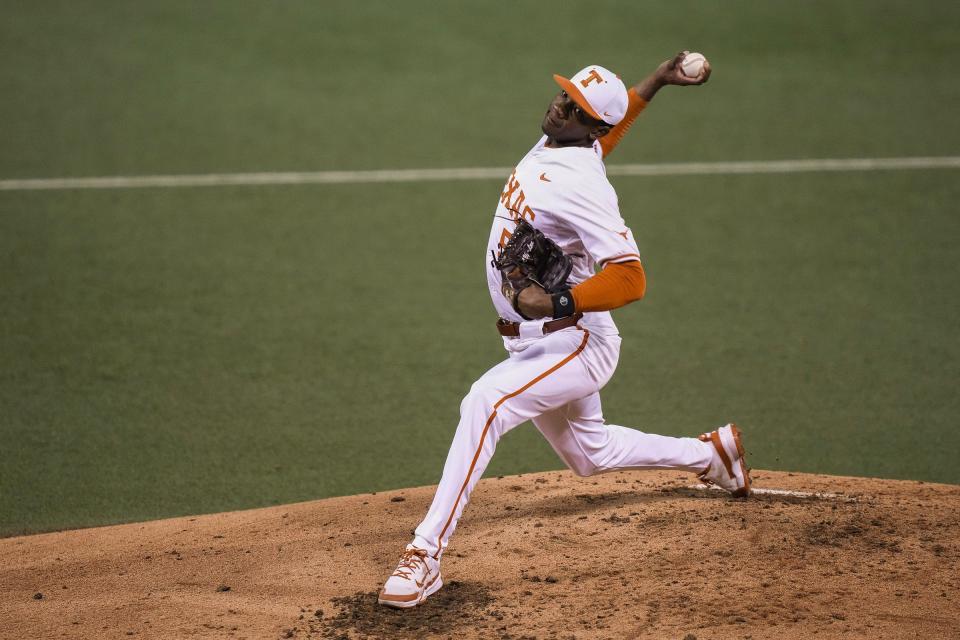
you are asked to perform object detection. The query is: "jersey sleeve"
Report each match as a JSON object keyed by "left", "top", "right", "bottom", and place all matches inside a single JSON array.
[
  {"left": 561, "top": 181, "right": 641, "bottom": 267},
  {"left": 570, "top": 260, "right": 646, "bottom": 311}
]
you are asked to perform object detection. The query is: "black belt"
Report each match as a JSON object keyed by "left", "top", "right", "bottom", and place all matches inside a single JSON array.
[{"left": 496, "top": 313, "right": 583, "bottom": 337}]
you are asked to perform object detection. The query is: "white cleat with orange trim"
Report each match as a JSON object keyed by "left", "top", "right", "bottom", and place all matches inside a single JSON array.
[
  {"left": 698, "top": 423, "right": 751, "bottom": 497},
  {"left": 378, "top": 546, "right": 443, "bottom": 608}
]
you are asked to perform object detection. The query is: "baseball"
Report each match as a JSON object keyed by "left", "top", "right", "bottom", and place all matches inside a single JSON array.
[{"left": 680, "top": 52, "right": 707, "bottom": 78}]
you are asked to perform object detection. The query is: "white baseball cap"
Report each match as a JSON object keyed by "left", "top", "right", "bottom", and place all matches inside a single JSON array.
[{"left": 553, "top": 65, "right": 628, "bottom": 125}]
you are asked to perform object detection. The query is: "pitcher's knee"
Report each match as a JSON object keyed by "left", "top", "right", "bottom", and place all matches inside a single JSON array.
[
  {"left": 459, "top": 380, "right": 502, "bottom": 418},
  {"left": 567, "top": 434, "right": 615, "bottom": 477},
  {"left": 569, "top": 458, "right": 601, "bottom": 477}
]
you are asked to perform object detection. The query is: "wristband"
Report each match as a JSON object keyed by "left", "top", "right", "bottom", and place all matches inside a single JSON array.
[{"left": 551, "top": 289, "right": 576, "bottom": 318}]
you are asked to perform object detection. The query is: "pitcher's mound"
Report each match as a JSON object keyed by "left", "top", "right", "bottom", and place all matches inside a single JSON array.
[{"left": 3, "top": 470, "right": 958, "bottom": 639}]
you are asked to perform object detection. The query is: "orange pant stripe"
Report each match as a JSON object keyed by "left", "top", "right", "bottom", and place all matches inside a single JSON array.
[{"left": 433, "top": 329, "right": 591, "bottom": 558}]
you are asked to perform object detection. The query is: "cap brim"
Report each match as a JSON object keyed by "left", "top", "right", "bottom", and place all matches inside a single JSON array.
[{"left": 553, "top": 74, "right": 604, "bottom": 123}]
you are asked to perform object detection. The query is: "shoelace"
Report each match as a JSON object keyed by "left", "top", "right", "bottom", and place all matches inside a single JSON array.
[{"left": 391, "top": 548, "right": 428, "bottom": 580}]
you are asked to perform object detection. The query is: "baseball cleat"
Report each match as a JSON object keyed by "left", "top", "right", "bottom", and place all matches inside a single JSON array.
[
  {"left": 378, "top": 546, "right": 443, "bottom": 608},
  {"left": 698, "top": 423, "right": 751, "bottom": 497}
]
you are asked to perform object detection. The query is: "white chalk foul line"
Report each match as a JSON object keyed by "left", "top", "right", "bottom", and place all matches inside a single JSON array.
[
  {"left": 690, "top": 484, "right": 856, "bottom": 502},
  {"left": 1, "top": 156, "right": 959, "bottom": 191}
]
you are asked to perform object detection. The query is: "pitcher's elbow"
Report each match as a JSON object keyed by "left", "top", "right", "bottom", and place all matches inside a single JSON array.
[{"left": 625, "top": 261, "right": 646, "bottom": 302}]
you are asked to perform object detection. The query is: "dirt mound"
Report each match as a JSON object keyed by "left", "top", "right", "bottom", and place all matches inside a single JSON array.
[{"left": 2, "top": 470, "right": 958, "bottom": 639}]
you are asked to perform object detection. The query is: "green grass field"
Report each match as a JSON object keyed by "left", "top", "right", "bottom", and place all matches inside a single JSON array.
[{"left": 2, "top": 1, "right": 958, "bottom": 537}]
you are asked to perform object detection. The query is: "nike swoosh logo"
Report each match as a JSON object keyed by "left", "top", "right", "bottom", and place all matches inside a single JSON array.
[
  {"left": 617, "top": 230, "right": 628, "bottom": 239},
  {"left": 604, "top": 112, "right": 612, "bottom": 118},
  {"left": 539, "top": 172, "right": 551, "bottom": 182}
]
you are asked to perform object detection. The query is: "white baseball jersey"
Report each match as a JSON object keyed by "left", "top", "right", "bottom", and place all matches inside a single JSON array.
[
  {"left": 408, "top": 134, "right": 718, "bottom": 562},
  {"left": 486, "top": 135, "right": 642, "bottom": 337}
]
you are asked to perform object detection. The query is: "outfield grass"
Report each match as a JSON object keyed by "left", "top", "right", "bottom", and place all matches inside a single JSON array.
[
  {"left": 2, "top": 0, "right": 958, "bottom": 178},
  {"left": 2, "top": 1, "right": 958, "bottom": 535}
]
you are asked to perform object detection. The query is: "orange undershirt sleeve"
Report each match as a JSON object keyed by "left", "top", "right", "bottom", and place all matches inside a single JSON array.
[
  {"left": 599, "top": 88, "right": 648, "bottom": 159},
  {"left": 570, "top": 260, "right": 646, "bottom": 312}
]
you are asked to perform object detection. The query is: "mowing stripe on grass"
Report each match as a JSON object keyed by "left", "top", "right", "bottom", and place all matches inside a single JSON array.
[{"left": 1, "top": 156, "right": 959, "bottom": 191}]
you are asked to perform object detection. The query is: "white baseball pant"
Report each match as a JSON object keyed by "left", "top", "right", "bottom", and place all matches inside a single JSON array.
[{"left": 412, "top": 326, "right": 714, "bottom": 559}]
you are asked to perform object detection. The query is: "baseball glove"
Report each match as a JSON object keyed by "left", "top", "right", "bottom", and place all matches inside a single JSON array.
[{"left": 490, "top": 219, "right": 573, "bottom": 320}]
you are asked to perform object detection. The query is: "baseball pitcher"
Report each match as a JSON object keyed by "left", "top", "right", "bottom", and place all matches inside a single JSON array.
[{"left": 378, "top": 52, "right": 751, "bottom": 608}]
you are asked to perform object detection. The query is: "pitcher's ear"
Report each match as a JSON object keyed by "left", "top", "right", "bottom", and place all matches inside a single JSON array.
[{"left": 591, "top": 124, "right": 612, "bottom": 140}]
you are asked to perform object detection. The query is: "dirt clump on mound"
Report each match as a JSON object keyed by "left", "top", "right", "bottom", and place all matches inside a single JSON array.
[
  {"left": 306, "top": 581, "right": 496, "bottom": 639},
  {"left": 1, "top": 470, "right": 958, "bottom": 639}
]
